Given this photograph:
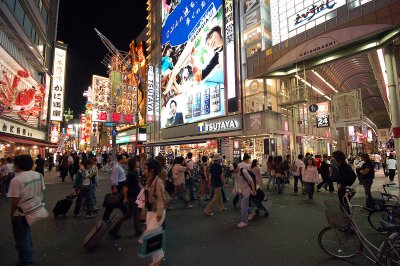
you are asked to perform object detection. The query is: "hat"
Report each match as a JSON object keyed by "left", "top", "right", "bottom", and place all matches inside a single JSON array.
[
  {"left": 243, "top": 153, "right": 251, "bottom": 161},
  {"left": 213, "top": 153, "right": 221, "bottom": 161}
]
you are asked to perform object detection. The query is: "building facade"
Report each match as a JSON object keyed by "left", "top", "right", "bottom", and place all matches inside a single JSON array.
[{"left": 0, "top": 0, "right": 60, "bottom": 158}]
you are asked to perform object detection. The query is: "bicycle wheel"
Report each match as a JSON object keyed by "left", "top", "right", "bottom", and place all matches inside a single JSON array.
[
  {"left": 386, "top": 247, "right": 400, "bottom": 266},
  {"left": 368, "top": 209, "right": 390, "bottom": 232},
  {"left": 318, "top": 226, "right": 362, "bottom": 258}
]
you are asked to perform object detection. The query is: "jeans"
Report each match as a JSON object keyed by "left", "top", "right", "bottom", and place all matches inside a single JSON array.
[
  {"left": 389, "top": 169, "right": 396, "bottom": 182},
  {"left": 185, "top": 176, "right": 196, "bottom": 200},
  {"left": 363, "top": 180, "right": 374, "bottom": 208},
  {"left": 275, "top": 176, "right": 285, "bottom": 194},
  {"left": 304, "top": 182, "right": 315, "bottom": 199},
  {"left": 285, "top": 171, "right": 292, "bottom": 184},
  {"left": 204, "top": 187, "right": 224, "bottom": 213},
  {"left": 109, "top": 198, "right": 141, "bottom": 236},
  {"left": 91, "top": 182, "right": 97, "bottom": 208},
  {"left": 239, "top": 193, "right": 250, "bottom": 224},
  {"left": 294, "top": 175, "right": 303, "bottom": 193},
  {"left": 12, "top": 216, "right": 34, "bottom": 266},
  {"left": 210, "top": 186, "right": 227, "bottom": 202},
  {"left": 74, "top": 186, "right": 92, "bottom": 215}
]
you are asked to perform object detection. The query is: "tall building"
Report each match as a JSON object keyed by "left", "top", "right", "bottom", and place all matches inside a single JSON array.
[{"left": 0, "top": 0, "right": 60, "bottom": 157}]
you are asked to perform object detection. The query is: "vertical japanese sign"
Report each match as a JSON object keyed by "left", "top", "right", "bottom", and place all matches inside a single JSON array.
[
  {"left": 110, "top": 71, "right": 122, "bottom": 101},
  {"left": 41, "top": 73, "right": 51, "bottom": 122},
  {"left": 154, "top": 65, "right": 160, "bottom": 122},
  {"left": 332, "top": 89, "right": 363, "bottom": 126},
  {"left": 316, "top": 101, "right": 330, "bottom": 128},
  {"left": 147, "top": 66, "right": 154, "bottom": 123},
  {"left": 91, "top": 75, "right": 110, "bottom": 110},
  {"left": 50, "top": 47, "right": 66, "bottom": 121}
]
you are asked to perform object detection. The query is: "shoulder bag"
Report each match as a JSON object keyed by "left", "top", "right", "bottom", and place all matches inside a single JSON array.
[{"left": 19, "top": 196, "right": 49, "bottom": 226}]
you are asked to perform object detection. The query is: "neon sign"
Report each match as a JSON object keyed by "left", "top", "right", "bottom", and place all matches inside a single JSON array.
[{"left": 294, "top": 0, "right": 336, "bottom": 27}]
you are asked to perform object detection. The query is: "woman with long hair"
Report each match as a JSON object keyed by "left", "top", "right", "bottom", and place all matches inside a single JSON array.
[
  {"left": 250, "top": 159, "right": 262, "bottom": 187},
  {"left": 198, "top": 155, "right": 209, "bottom": 199},
  {"left": 141, "top": 159, "right": 165, "bottom": 266},
  {"left": 266, "top": 156, "right": 275, "bottom": 191},
  {"left": 360, "top": 153, "right": 375, "bottom": 208},
  {"left": 274, "top": 156, "right": 285, "bottom": 194},
  {"left": 302, "top": 158, "right": 319, "bottom": 200}
]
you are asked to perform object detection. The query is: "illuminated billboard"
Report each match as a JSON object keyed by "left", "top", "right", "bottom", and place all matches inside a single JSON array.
[
  {"left": 50, "top": 47, "right": 66, "bottom": 121},
  {"left": 161, "top": 0, "right": 226, "bottom": 128}
]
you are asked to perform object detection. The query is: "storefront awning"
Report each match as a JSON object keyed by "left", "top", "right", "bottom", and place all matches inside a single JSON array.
[{"left": 0, "top": 134, "right": 58, "bottom": 148}]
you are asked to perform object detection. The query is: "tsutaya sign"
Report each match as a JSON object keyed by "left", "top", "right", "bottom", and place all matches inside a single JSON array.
[{"left": 198, "top": 117, "right": 241, "bottom": 133}]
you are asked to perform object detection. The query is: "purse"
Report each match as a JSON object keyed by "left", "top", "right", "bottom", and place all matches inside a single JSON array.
[
  {"left": 102, "top": 192, "right": 122, "bottom": 208},
  {"left": 19, "top": 197, "right": 49, "bottom": 226},
  {"left": 138, "top": 227, "right": 166, "bottom": 258},
  {"left": 136, "top": 188, "right": 145, "bottom": 209}
]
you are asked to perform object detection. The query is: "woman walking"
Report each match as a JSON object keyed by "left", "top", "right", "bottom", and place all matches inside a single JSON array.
[
  {"left": 302, "top": 158, "right": 319, "bottom": 200},
  {"left": 274, "top": 156, "right": 285, "bottom": 194},
  {"left": 266, "top": 156, "right": 275, "bottom": 191},
  {"left": 204, "top": 154, "right": 226, "bottom": 216},
  {"left": 386, "top": 154, "right": 397, "bottom": 182},
  {"left": 167, "top": 157, "right": 192, "bottom": 209},
  {"left": 359, "top": 153, "right": 375, "bottom": 208},
  {"left": 141, "top": 160, "right": 166, "bottom": 266},
  {"left": 250, "top": 159, "right": 262, "bottom": 187}
]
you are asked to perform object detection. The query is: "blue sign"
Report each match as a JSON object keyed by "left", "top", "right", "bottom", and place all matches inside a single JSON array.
[
  {"left": 104, "top": 122, "right": 116, "bottom": 127},
  {"left": 309, "top": 104, "right": 318, "bottom": 113},
  {"left": 111, "top": 129, "right": 118, "bottom": 137}
]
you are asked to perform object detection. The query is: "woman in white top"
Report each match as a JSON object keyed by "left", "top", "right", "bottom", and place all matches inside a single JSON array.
[
  {"left": 302, "top": 158, "right": 319, "bottom": 200},
  {"left": 250, "top": 159, "right": 263, "bottom": 187},
  {"left": 386, "top": 154, "right": 397, "bottom": 182}
]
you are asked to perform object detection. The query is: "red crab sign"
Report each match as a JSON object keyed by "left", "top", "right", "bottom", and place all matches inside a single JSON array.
[{"left": 0, "top": 70, "right": 45, "bottom": 122}]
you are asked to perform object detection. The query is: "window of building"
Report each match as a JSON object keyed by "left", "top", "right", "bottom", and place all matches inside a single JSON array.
[
  {"left": 14, "top": 0, "right": 24, "bottom": 26},
  {"left": 5, "top": 0, "right": 16, "bottom": 10}
]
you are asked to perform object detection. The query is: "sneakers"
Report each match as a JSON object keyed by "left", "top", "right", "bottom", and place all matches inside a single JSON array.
[
  {"left": 185, "top": 204, "right": 193, "bottom": 209},
  {"left": 204, "top": 211, "right": 214, "bottom": 216},
  {"left": 248, "top": 212, "right": 256, "bottom": 221},
  {"left": 219, "top": 208, "right": 227, "bottom": 213},
  {"left": 237, "top": 222, "right": 248, "bottom": 228}
]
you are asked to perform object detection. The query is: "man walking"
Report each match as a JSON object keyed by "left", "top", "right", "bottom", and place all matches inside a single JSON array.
[
  {"left": 204, "top": 154, "right": 226, "bottom": 216},
  {"left": 185, "top": 152, "right": 196, "bottom": 201},
  {"left": 8, "top": 155, "right": 46, "bottom": 266},
  {"left": 103, "top": 154, "right": 128, "bottom": 224}
]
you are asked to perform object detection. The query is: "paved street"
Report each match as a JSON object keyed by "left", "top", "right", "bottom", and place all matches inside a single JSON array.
[{"left": 0, "top": 169, "right": 397, "bottom": 266}]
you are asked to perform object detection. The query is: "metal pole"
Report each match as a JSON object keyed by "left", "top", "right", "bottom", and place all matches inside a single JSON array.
[
  {"left": 112, "top": 124, "right": 117, "bottom": 162},
  {"left": 383, "top": 45, "right": 400, "bottom": 185}
]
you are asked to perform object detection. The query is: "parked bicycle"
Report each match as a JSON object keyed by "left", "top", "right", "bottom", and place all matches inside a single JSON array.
[
  {"left": 318, "top": 188, "right": 400, "bottom": 265},
  {"left": 223, "top": 166, "right": 234, "bottom": 188}
]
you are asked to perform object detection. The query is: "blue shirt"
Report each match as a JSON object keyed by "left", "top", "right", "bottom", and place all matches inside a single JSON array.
[{"left": 111, "top": 163, "right": 126, "bottom": 186}]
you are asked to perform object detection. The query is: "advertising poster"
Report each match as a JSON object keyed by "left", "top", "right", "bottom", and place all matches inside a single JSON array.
[
  {"left": 331, "top": 89, "right": 363, "bottom": 126},
  {"left": 91, "top": 75, "right": 111, "bottom": 111},
  {"left": 50, "top": 47, "right": 66, "bottom": 121},
  {"left": 161, "top": 0, "right": 225, "bottom": 128}
]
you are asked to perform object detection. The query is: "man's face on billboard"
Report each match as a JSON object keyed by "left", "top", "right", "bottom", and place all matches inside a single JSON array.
[
  {"left": 170, "top": 101, "right": 177, "bottom": 114},
  {"left": 206, "top": 31, "right": 223, "bottom": 50}
]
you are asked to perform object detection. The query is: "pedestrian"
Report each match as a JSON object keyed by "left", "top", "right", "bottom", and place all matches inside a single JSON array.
[
  {"left": 282, "top": 155, "right": 291, "bottom": 185},
  {"left": 96, "top": 153, "right": 103, "bottom": 169},
  {"left": 185, "top": 152, "right": 196, "bottom": 201},
  {"left": 266, "top": 155, "right": 275, "bottom": 191},
  {"left": 140, "top": 159, "right": 166, "bottom": 266},
  {"left": 167, "top": 157, "right": 193, "bottom": 209},
  {"left": 88, "top": 157, "right": 99, "bottom": 212},
  {"left": 60, "top": 154, "right": 69, "bottom": 182},
  {"left": 204, "top": 153, "right": 226, "bottom": 216},
  {"left": 198, "top": 155, "right": 209, "bottom": 200},
  {"left": 333, "top": 151, "right": 356, "bottom": 212},
  {"left": 293, "top": 154, "right": 305, "bottom": 194},
  {"left": 317, "top": 154, "right": 335, "bottom": 193},
  {"left": 274, "top": 156, "right": 285, "bottom": 194},
  {"left": 73, "top": 160, "right": 96, "bottom": 218},
  {"left": 109, "top": 157, "right": 142, "bottom": 239},
  {"left": 49, "top": 153, "right": 54, "bottom": 171},
  {"left": 8, "top": 154, "right": 46, "bottom": 266},
  {"left": 236, "top": 155, "right": 257, "bottom": 228},
  {"left": 250, "top": 159, "right": 262, "bottom": 187},
  {"left": 302, "top": 158, "right": 319, "bottom": 200},
  {"left": 0, "top": 158, "right": 9, "bottom": 198},
  {"left": 386, "top": 154, "right": 397, "bottom": 182},
  {"left": 359, "top": 153, "right": 375, "bottom": 209},
  {"left": 34, "top": 154, "right": 45, "bottom": 176}
]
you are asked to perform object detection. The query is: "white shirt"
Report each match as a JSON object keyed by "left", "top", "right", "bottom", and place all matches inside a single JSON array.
[
  {"left": 96, "top": 155, "right": 103, "bottom": 164},
  {"left": 294, "top": 159, "right": 305, "bottom": 176},
  {"left": 68, "top": 156, "right": 74, "bottom": 165},
  {"left": 110, "top": 162, "right": 126, "bottom": 186},
  {"left": 0, "top": 164, "right": 8, "bottom": 177},
  {"left": 236, "top": 161, "right": 254, "bottom": 197},
  {"left": 186, "top": 158, "right": 194, "bottom": 176},
  {"left": 8, "top": 170, "right": 45, "bottom": 216},
  {"left": 387, "top": 159, "right": 397, "bottom": 170}
]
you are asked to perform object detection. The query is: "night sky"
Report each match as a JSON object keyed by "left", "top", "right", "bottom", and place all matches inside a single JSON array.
[{"left": 57, "top": 0, "right": 148, "bottom": 117}]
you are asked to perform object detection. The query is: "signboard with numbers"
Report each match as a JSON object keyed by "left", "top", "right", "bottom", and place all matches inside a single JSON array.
[{"left": 50, "top": 47, "right": 66, "bottom": 121}]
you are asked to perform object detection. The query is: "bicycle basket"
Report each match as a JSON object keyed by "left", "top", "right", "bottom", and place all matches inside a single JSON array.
[{"left": 323, "top": 200, "right": 351, "bottom": 229}]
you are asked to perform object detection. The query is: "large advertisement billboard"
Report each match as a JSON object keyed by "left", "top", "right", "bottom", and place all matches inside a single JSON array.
[
  {"left": 161, "top": 0, "right": 225, "bottom": 128},
  {"left": 50, "top": 47, "right": 66, "bottom": 121}
]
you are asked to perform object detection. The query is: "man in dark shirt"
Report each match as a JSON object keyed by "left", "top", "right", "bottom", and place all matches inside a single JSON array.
[
  {"left": 204, "top": 154, "right": 226, "bottom": 216},
  {"left": 316, "top": 154, "right": 334, "bottom": 193},
  {"left": 165, "top": 100, "right": 183, "bottom": 127},
  {"left": 34, "top": 154, "right": 45, "bottom": 176}
]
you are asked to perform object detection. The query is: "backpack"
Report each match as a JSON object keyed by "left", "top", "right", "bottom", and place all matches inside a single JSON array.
[
  {"left": 240, "top": 168, "right": 257, "bottom": 187},
  {"left": 339, "top": 163, "right": 357, "bottom": 187}
]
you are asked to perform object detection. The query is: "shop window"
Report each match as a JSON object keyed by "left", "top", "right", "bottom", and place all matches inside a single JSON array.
[
  {"left": 246, "top": 42, "right": 262, "bottom": 58},
  {"left": 23, "top": 14, "right": 32, "bottom": 37}
]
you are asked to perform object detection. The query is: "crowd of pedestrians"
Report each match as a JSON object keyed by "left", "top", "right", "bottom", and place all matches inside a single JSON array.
[{"left": 1, "top": 147, "right": 397, "bottom": 266}]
